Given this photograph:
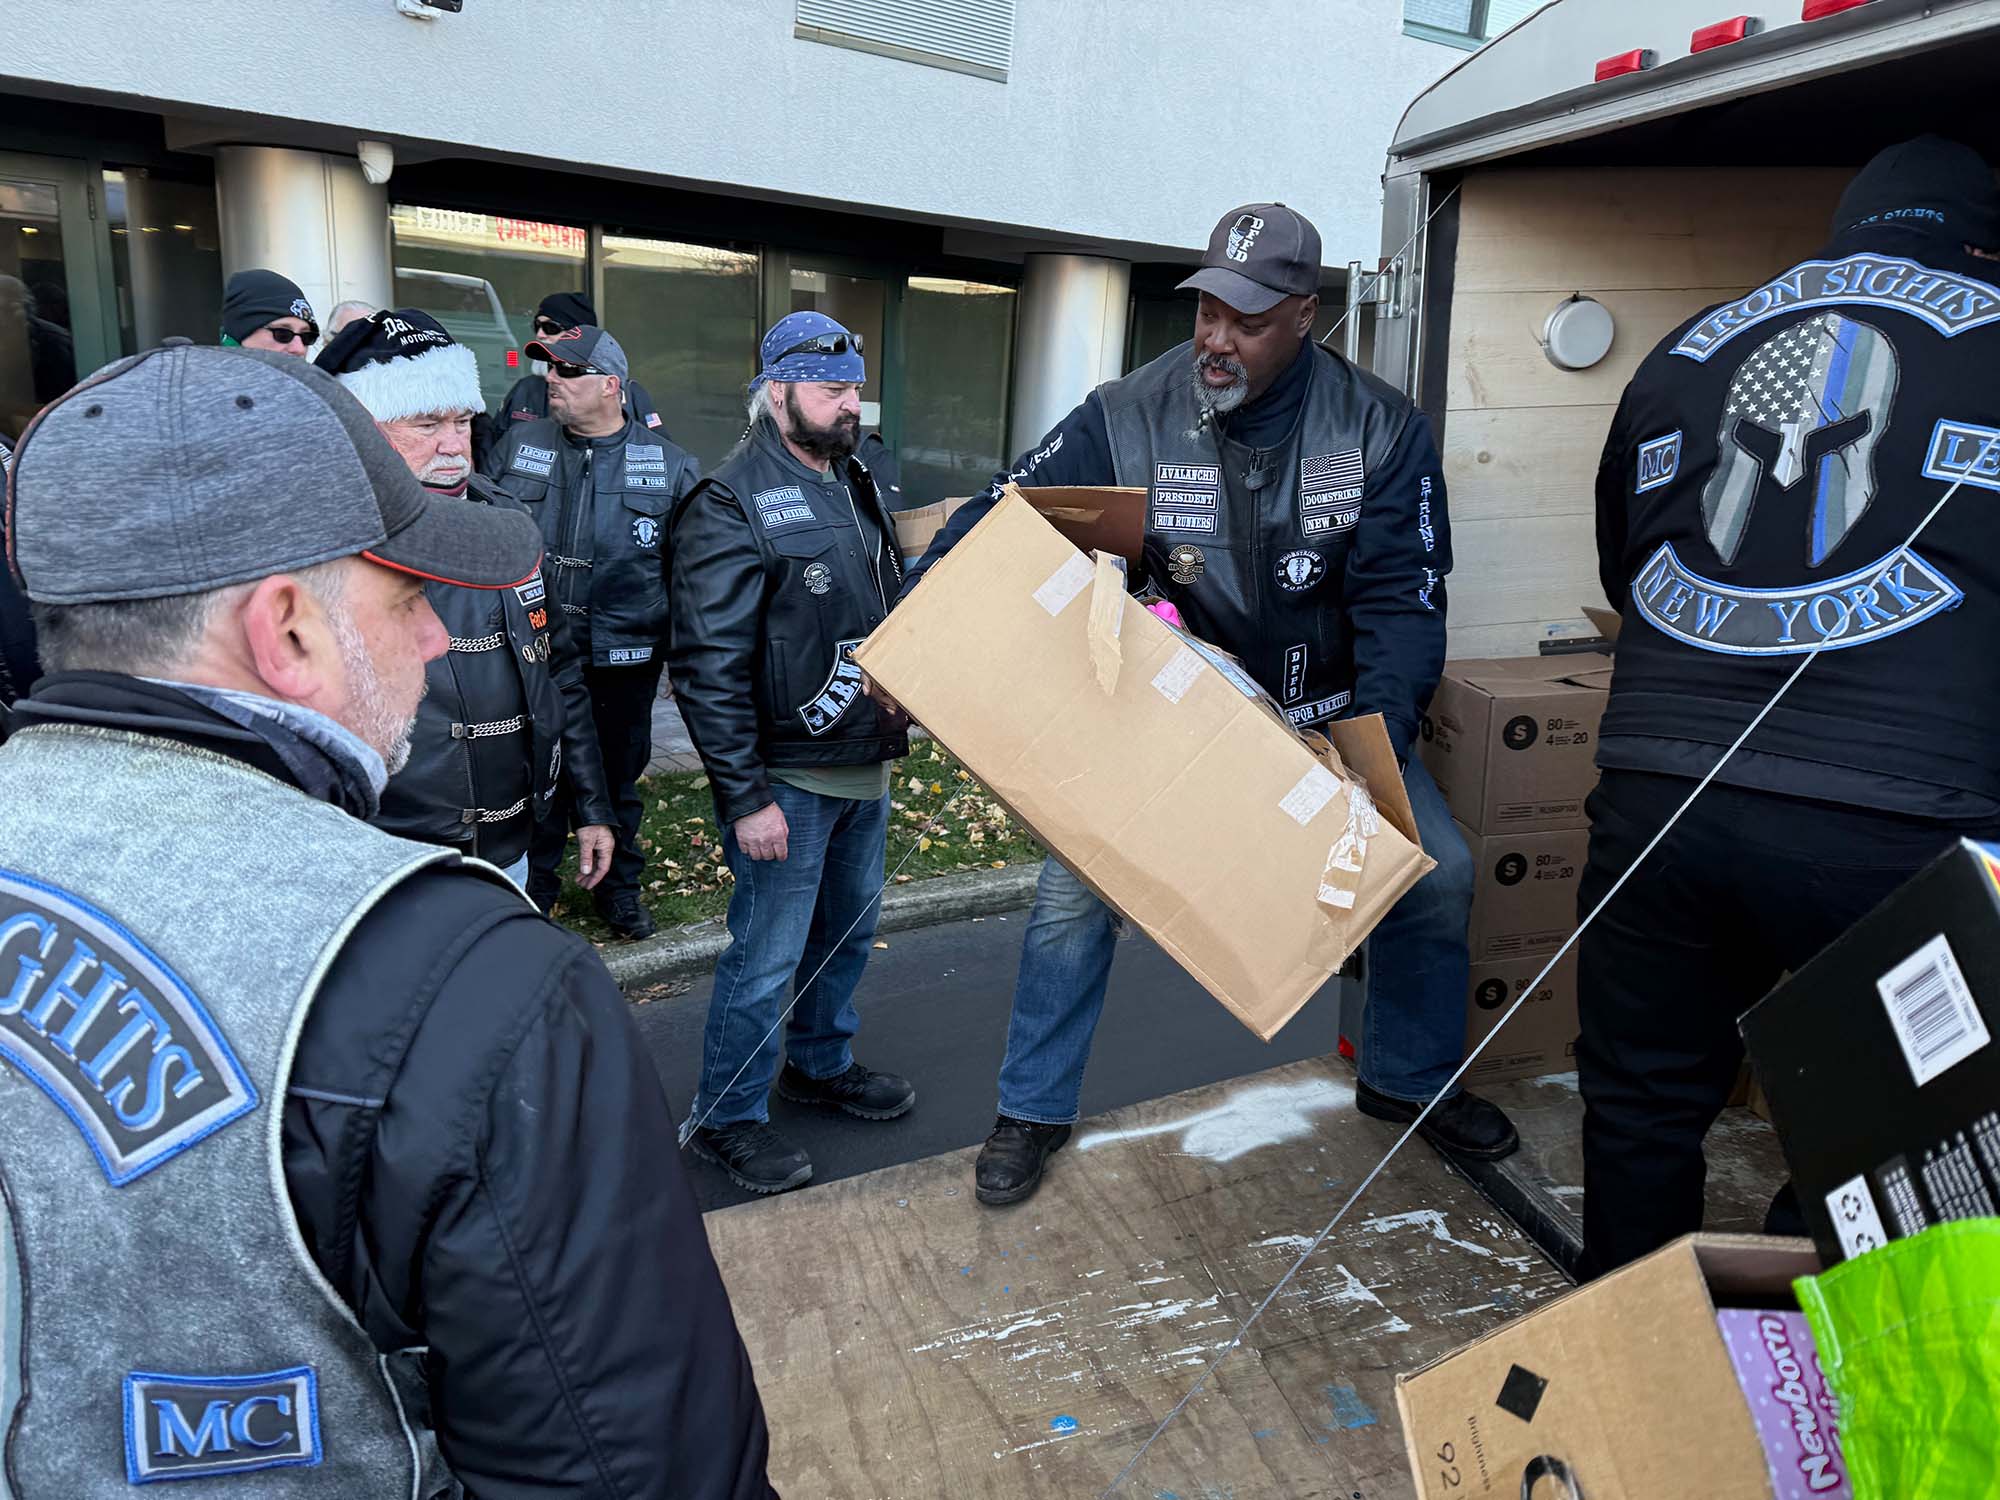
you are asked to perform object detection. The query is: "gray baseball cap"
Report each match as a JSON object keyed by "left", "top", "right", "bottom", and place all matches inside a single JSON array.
[
  {"left": 1178, "top": 203, "right": 1324, "bottom": 315},
  {"left": 5, "top": 343, "right": 544, "bottom": 604},
  {"left": 526, "top": 324, "right": 628, "bottom": 383}
]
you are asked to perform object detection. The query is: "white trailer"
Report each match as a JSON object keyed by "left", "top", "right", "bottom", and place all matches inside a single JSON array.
[{"left": 1365, "top": 0, "right": 2000, "bottom": 657}]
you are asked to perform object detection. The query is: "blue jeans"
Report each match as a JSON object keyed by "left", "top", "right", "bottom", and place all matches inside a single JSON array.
[
  {"left": 693, "top": 782, "right": 889, "bottom": 1127},
  {"left": 995, "top": 756, "right": 1474, "bottom": 1123}
]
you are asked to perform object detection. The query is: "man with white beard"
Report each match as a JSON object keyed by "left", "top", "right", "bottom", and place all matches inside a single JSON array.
[
  {"left": 0, "top": 342, "right": 778, "bottom": 1493},
  {"left": 317, "top": 309, "right": 615, "bottom": 891}
]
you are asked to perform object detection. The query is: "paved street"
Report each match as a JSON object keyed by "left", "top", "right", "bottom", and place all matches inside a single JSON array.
[{"left": 629, "top": 911, "right": 1355, "bottom": 1212}]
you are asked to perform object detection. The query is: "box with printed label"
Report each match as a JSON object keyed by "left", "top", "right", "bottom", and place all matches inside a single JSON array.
[
  {"left": 1458, "top": 821, "right": 1588, "bottom": 962},
  {"left": 1419, "top": 658, "right": 1610, "bottom": 834},
  {"left": 857, "top": 489, "right": 1433, "bottom": 1041},
  {"left": 1741, "top": 839, "right": 2000, "bottom": 1266},
  {"left": 1396, "top": 1235, "right": 1824, "bottom": 1500},
  {"left": 1464, "top": 950, "right": 1579, "bottom": 1084}
]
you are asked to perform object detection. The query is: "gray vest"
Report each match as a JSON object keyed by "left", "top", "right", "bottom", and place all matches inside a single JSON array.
[
  {"left": 1100, "top": 340, "right": 1413, "bottom": 727},
  {"left": 0, "top": 725, "right": 461, "bottom": 1496}
]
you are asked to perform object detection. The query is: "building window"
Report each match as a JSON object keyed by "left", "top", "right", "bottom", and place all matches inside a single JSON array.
[
  {"left": 796, "top": 0, "right": 1013, "bottom": 82},
  {"left": 600, "top": 234, "right": 760, "bottom": 471},
  {"left": 102, "top": 167, "right": 221, "bottom": 355},
  {"left": 389, "top": 205, "right": 587, "bottom": 413},
  {"left": 1404, "top": 0, "right": 1540, "bottom": 49},
  {"left": 900, "top": 276, "right": 1015, "bottom": 502}
]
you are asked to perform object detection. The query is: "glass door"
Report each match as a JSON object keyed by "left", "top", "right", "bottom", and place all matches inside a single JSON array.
[
  {"left": 774, "top": 254, "right": 893, "bottom": 436},
  {"left": 0, "top": 153, "right": 113, "bottom": 445}
]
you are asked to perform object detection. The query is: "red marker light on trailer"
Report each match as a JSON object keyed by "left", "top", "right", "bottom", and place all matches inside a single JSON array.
[
  {"left": 1802, "top": 0, "right": 1875, "bottom": 19},
  {"left": 1692, "top": 15, "right": 1761, "bottom": 51},
  {"left": 506, "top": 348, "right": 520, "bottom": 369},
  {"left": 1595, "top": 48, "right": 1657, "bottom": 82}
]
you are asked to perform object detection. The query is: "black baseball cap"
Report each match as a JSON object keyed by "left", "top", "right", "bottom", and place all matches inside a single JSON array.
[
  {"left": 1179, "top": 203, "right": 1324, "bottom": 315},
  {"left": 525, "top": 324, "right": 628, "bottom": 382},
  {"left": 5, "top": 344, "right": 543, "bottom": 603}
]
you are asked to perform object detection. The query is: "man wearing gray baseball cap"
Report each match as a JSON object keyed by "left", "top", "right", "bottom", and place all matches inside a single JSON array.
[{"left": 0, "top": 345, "right": 775, "bottom": 1495}]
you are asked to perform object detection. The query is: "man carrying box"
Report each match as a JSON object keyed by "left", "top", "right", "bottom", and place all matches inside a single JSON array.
[{"left": 904, "top": 203, "right": 1513, "bottom": 1206}]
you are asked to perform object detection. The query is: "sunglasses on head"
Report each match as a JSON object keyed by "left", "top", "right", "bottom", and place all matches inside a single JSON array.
[
  {"left": 550, "top": 361, "right": 603, "bottom": 380},
  {"left": 778, "top": 331, "right": 863, "bottom": 360},
  {"left": 263, "top": 325, "right": 315, "bottom": 346}
]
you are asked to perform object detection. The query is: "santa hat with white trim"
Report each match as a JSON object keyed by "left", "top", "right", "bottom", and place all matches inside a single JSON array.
[{"left": 312, "top": 307, "right": 482, "bottom": 423}]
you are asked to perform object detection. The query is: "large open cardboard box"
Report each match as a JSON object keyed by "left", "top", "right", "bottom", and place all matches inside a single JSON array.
[
  {"left": 891, "top": 485, "right": 1147, "bottom": 565},
  {"left": 1396, "top": 1234, "right": 1822, "bottom": 1499},
  {"left": 858, "top": 488, "right": 1433, "bottom": 1041}
]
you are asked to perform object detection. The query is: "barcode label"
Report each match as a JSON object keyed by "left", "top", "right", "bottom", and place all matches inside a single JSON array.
[{"left": 1876, "top": 934, "right": 1992, "bottom": 1087}]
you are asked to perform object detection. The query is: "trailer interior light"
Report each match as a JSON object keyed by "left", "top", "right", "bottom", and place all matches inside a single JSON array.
[
  {"left": 1595, "top": 48, "right": 1657, "bottom": 82},
  {"left": 1693, "top": 16, "right": 1761, "bottom": 51},
  {"left": 1803, "top": 0, "right": 1875, "bottom": 20}
]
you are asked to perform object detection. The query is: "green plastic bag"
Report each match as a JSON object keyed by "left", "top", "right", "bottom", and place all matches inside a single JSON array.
[{"left": 1794, "top": 1218, "right": 2000, "bottom": 1499}]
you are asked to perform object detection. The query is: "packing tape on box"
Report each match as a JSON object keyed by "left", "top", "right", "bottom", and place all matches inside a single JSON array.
[
  {"left": 1317, "top": 783, "right": 1380, "bottom": 916},
  {"left": 1033, "top": 552, "right": 1096, "bottom": 616},
  {"left": 1088, "top": 552, "right": 1127, "bottom": 694}
]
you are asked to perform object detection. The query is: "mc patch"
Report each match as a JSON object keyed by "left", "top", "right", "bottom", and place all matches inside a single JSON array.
[
  {"left": 799, "top": 640, "right": 866, "bottom": 735},
  {"left": 125, "top": 1367, "right": 320, "bottom": 1483},
  {"left": 752, "top": 485, "right": 815, "bottom": 532},
  {"left": 631, "top": 515, "right": 661, "bottom": 551},
  {"left": 1275, "top": 549, "right": 1327, "bottom": 594},
  {"left": 0, "top": 870, "right": 258, "bottom": 1186},
  {"left": 1636, "top": 431, "right": 1683, "bottom": 494},
  {"left": 509, "top": 444, "right": 555, "bottom": 480}
]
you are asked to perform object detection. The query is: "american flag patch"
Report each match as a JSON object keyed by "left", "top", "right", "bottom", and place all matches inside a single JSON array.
[{"left": 1301, "top": 449, "right": 1365, "bottom": 511}]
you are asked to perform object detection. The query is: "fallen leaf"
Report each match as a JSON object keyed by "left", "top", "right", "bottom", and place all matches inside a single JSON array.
[
  {"left": 992, "top": 861, "right": 1007, "bottom": 869},
  {"left": 873, "top": 941, "right": 890, "bottom": 949},
  {"left": 894, "top": 874, "right": 912, "bottom": 884},
  {"left": 918, "top": 836, "right": 932, "bottom": 852}
]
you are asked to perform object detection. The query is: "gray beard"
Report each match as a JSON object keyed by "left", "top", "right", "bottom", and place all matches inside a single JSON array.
[{"left": 1192, "top": 357, "right": 1249, "bottom": 419}]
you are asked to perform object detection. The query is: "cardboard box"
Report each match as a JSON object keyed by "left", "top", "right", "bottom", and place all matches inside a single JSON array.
[
  {"left": 1460, "top": 821, "right": 1588, "bottom": 962},
  {"left": 1420, "top": 658, "right": 1610, "bottom": 834},
  {"left": 1741, "top": 840, "right": 2000, "bottom": 1265},
  {"left": 1396, "top": 1234, "right": 1822, "bottom": 1500},
  {"left": 857, "top": 489, "right": 1433, "bottom": 1041},
  {"left": 890, "top": 486, "right": 1148, "bottom": 565},
  {"left": 1465, "top": 950, "right": 1579, "bottom": 1084}
]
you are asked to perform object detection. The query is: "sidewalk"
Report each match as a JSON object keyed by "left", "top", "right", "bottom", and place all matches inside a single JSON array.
[{"left": 646, "top": 682, "right": 704, "bottom": 776}]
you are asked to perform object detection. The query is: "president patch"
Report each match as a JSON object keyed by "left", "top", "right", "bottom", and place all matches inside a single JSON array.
[
  {"left": 1631, "top": 542, "right": 1963, "bottom": 655},
  {"left": 1922, "top": 419, "right": 2000, "bottom": 494},
  {"left": 126, "top": 1367, "right": 320, "bottom": 1482},
  {"left": 0, "top": 870, "right": 257, "bottom": 1186}
]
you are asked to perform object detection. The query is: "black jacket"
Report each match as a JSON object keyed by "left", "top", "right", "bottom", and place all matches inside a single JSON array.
[
  {"left": 487, "top": 415, "right": 700, "bottom": 668},
  {"left": 0, "top": 440, "right": 39, "bottom": 711},
  {"left": 2, "top": 674, "right": 778, "bottom": 1498},
  {"left": 909, "top": 340, "right": 1449, "bottom": 760},
  {"left": 668, "top": 418, "right": 909, "bottom": 824},
  {"left": 375, "top": 476, "right": 617, "bottom": 865},
  {"left": 1595, "top": 223, "right": 2000, "bottom": 821},
  {"left": 475, "top": 372, "right": 666, "bottom": 473}
]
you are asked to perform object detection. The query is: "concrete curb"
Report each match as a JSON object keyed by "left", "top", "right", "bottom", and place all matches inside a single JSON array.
[{"left": 603, "top": 863, "right": 1042, "bottom": 989}]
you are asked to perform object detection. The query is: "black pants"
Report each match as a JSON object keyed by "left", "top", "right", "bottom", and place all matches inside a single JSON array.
[
  {"left": 530, "top": 658, "right": 664, "bottom": 908},
  {"left": 1577, "top": 768, "right": 1984, "bottom": 1278}
]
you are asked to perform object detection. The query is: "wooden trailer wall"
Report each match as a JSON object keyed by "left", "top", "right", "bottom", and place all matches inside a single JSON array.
[{"left": 1434, "top": 165, "right": 1850, "bottom": 658}]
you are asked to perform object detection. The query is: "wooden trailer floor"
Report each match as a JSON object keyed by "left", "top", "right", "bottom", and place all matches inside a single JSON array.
[{"left": 703, "top": 1056, "right": 1572, "bottom": 1500}]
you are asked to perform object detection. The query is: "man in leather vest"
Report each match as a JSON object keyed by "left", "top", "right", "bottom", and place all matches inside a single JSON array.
[
  {"left": 669, "top": 313, "right": 916, "bottom": 1195},
  {"left": 487, "top": 323, "right": 701, "bottom": 937},
  {"left": 315, "top": 308, "right": 617, "bottom": 890},
  {"left": 907, "top": 203, "right": 1513, "bottom": 1206},
  {"left": 474, "top": 291, "right": 666, "bottom": 470},
  {"left": 1581, "top": 137, "right": 2000, "bottom": 1276},
  {"left": 0, "top": 343, "right": 775, "bottom": 1494}
]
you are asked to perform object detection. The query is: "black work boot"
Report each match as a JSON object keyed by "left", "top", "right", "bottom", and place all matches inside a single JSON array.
[
  {"left": 974, "top": 1115, "right": 1074, "bottom": 1206},
  {"left": 595, "top": 892, "right": 656, "bottom": 940},
  {"left": 777, "top": 1061, "right": 915, "bottom": 1121},
  {"left": 690, "top": 1121, "right": 813, "bottom": 1195},
  {"left": 1355, "top": 1080, "right": 1520, "bottom": 1161}
]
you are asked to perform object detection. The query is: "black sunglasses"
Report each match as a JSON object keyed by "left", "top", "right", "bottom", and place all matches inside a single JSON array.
[
  {"left": 262, "top": 325, "right": 316, "bottom": 346},
  {"left": 550, "top": 360, "right": 603, "bottom": 380},
  {"left": 778, "top": 332, "right": 863, "bottom": 360},
  {"left": 533, "top": 318, "right": 567, "bottom": 337}
]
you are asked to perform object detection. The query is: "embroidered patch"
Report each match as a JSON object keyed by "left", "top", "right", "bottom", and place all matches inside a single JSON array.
[
  {"left": 752, "top": 485, "right": 815, "bottom": 532},
  {"left": 1284, "top": 690, "right": 1354, "bottom": 728},
  {"left": 0, "top": 870, "right": 258, "bottom": 1187},
  {"left": 509, "top": 443, "right": 555, "bottom": 479},
  {"left": 631, "top": 516, "right": 661, "bottom": 550},
  {"left": 1301, "top": 449, "right": 1366, "bottom": 512},
  {"left": 1630, "top": 541, "right": 1962, "bottom": 655},
  {"left": 646, "top": 411, "right": 663, "bottom": 429},
  {"left": 802, "top": 562, "right": 833, "bottom": 596},
  {"left": 625, "top": 445, "right": 670, "bottom": 491},
  {"left": 1152, "top": 461, "right": 1220, "bottom": 536},
  {"left": 1275, "top": 549, "right": 1327, "bottom": 594},
  {"left": 799, "top": 639, "right": 866, "bottom": 735},
  {"left": 1153, "top": 512, "right": 1217, "bottom": 534},
  {"left": 1636, "top": 431, "right": 1683, "bottom": 494},
  {"left": 125, "top": 1367, "right": 320, "bottom": 1483},
  {"left": 1418, "top": 476, "right": 1437, "bottom": 552},
  {"left": 1923, "top": 419, "right": 2000, "bottom": 494},
  {"left": 1283, "top": 644, "right": 1308, "bottom": 704},
  {"left": 1166, "top": 544, "right": 1205, "bottom": 585},
  {"left": 1671, "top": 254, "right": 2000, "bottom": 362},
  {"left": 514, "top": 575, "right": 545, "bottom": 607},
  {"left": 606, "top": 646, "right": 653, "bottom": 664}
]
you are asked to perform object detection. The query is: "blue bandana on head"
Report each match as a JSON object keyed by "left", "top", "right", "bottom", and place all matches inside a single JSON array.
[{"left": 751, "top": 310, "right": 867, "bottom": 392}]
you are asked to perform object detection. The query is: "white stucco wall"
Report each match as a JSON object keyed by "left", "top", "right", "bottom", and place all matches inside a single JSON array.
[{"left": 10, "top": 0, "right": 1459, "bottom": 262}]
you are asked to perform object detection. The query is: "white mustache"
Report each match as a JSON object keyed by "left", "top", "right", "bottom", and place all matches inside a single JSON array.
[{"left": 421, "top": 456, "right": 471, "bottom": 488}]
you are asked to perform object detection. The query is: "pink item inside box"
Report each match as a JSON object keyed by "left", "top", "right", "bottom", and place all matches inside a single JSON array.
[{"left": 1714, "top": 1308, "right": 1851, "bottom": 1499}]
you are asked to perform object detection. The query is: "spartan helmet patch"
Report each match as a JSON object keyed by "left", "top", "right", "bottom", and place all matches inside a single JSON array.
[{"left": 1703, "top": 313, "right": 1902, "bottom": 566}]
